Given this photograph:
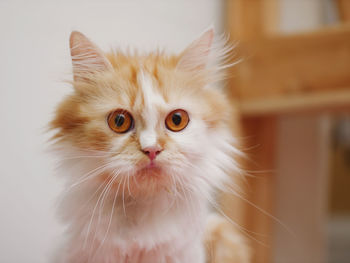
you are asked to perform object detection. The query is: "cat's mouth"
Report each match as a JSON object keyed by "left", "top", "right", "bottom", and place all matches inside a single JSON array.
[
  {"left": 142, "top": 162, "right": 161, "bottom": 171},
  {"left": 137, "top": 160, "right": 163, "bottom": 176}
]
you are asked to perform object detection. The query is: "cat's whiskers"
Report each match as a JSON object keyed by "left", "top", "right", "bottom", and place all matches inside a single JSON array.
[
  {"left": 96, "top": 169, "right": 122, "bottom": 227},
  {"left": 127, "top": 170, "right": 132, "bottom": 198},
  {"left": 84, "top": 175, "right": 112, "bottom": 250},
  {"left": 69, "top": 161, "right": 114, "bottom": 189},
  {"left": 224, "top": 185, "right": 294, "bottom": 237},
  {"left": 161, "top": 172, "right": 180, "bottom": 216},
  {"left": 93, "top": 171, "right": 124, "bottom": 260},
  {"left": 58, "top": 161, "right": 115, "bottom": 202},
  {"left": 175, "top": 173, "right": 197, "bottom": 228},
  {"left": 84, "top": 168, "right": 121, "bottom": 250},
  {"left": 131, "top": 170, "right": 140, "bottom": 188},
  {"left": 183, "top": 159, "right": 292, "bottom": 245},
  {"left": 168, "top": 173, "right": 178, "bottom": 198},
  {"left": 181, "top": 161, "right": 250, "bottom": 219},
  {"left": 177, "top": 165, "right": 268, "bottom": 245},
  {"left": 183, "top": 179, "right": 201, "bottom": 232},
  {"left": 58, "top": 154, "right": 109, "bottom": 161},
  {"left": 190, "top": 159, "right": 292, "bottom": 235},
  {"left": 122, "top": 176, "right": 127, "bottom": 216},
  {"left": 76, "top": 175, "right": 111, "bottom": 217},
  {"left": 173, "top": 162, "right": 207, "bottom": 232},
  {"left": 168, "top": 167, "right": 185, "bottom": 202},
  {"left": 202, "top": 189, "right": 268, "bottom": 247},
  {"left": 54, "top": 147, "right": 123, "bottom": 157},
  {"left": 182, "top": 157, "right": 240, "bottom": 193},
  {"left": 88, "top": 170, "right": 124, "bottom": 262}
]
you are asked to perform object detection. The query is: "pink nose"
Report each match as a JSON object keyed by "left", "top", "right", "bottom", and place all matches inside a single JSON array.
[{"left": 142, "top": 146, "right": 162, "bottom": 161}]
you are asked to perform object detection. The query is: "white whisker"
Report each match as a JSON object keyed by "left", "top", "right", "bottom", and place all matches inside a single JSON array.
[
  {"left": 95, "top": 172, "right": 123, "bottom": 255},
  {"left": 69, "top": 162, "right": 113, "bottom": 188},
  {"left": 122, "top": 176, "right": 127, "bottom": 216}
]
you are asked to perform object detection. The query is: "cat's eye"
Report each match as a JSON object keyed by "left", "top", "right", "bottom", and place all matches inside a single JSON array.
[
  {"left": 165, "top": 109, "right": 189, "bottom": 132},
  {"left": 107, "top": 109, "right": 134, "bottom": 133}
]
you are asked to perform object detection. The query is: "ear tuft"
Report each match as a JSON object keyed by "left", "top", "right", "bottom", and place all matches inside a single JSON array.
[
  {"left": 69, "top": 31, "right": 112, "bottom": 81},
  {"left": 177, "top": 27, "right": 214, "bottom": 71}
]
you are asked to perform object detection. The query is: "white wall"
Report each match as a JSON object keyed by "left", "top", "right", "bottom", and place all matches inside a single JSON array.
[
  {"left": 279, "top": 0, "right": 338, "bottom": 33},
  {"left": 0, "top": 1, "right": 223, "bottom": 262}
]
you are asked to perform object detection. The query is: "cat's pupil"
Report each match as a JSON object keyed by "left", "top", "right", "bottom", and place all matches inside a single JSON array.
[
  {"left": 172, "top": 113, "right": 182, "bottom": 126},
  {"left": 115, "top": 114, "right": 125, "bottom": 127}
]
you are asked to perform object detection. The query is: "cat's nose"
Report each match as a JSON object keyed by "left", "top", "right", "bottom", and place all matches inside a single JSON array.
[{"left": 142, "top": 146, "right": 162, "bottom": 161}]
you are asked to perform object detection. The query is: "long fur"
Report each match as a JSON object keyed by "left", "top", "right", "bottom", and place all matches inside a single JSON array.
[{"left": 50, "top": 28, "right": 245, "bottom": 263}]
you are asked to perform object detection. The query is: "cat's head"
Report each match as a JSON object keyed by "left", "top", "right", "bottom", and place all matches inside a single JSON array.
[{"left": 51, "top": 28, "right": 237, "bottom": 197}]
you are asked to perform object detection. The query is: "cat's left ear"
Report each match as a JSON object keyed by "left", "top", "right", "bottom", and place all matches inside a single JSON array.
[
  {"left": 70, "top": 31, "right": 113, "bottom": 81},
  {"left": 177, "top": 27, "right": 214, "bottom": 71}
]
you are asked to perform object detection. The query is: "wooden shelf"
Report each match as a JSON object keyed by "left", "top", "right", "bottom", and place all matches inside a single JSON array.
[
  {"left": 229, "top": 25, "right": 350, "bottom": 108},
  {"left": 224, "top": 1, "right": 350, "bottom": 262},
  {"left": 237, "top": 89, "right": 350, "bottom": 116}
]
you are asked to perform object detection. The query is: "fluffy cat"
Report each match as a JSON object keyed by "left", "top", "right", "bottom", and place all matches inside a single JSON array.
[{"left": 50, "top": 28, "right": 249, "bottom": 263}]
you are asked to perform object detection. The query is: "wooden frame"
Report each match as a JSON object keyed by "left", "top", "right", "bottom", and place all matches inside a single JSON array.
[
  {"left": 223, "top": 1, "right": 350, "bottom": 262},
  {"left": 231, "top": 25, "right": 350, "bottom": 115}
]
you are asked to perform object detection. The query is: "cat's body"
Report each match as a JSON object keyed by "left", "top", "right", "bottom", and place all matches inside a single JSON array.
[{"left": 51, "top": 29, "right": 248, "bottom": 263}]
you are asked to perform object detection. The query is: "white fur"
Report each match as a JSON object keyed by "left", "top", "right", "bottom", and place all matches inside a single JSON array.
[
  {"left": 53, "top": 115, "right": 236, "bottom": 263},
  {"left": 137, "top": 70, "right": 164, "bottom": 150},
  {"left": 53, "top": 29, "right": 239, "bottom": 263}
]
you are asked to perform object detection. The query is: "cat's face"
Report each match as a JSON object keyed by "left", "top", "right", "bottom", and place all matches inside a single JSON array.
[{"left": 51, "top": 30, "right": 233, "bottom": 196}]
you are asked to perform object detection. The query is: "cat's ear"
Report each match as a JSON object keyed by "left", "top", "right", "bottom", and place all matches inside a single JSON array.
[
  {"left": 177, "top": 27, "right": 214, "bottom": 71},
  {"left": 69, "top": 31, "right": 113, "bottom": 81}
]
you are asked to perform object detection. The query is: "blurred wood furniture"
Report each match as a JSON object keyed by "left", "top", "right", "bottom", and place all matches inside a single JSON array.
[{"left": 222, "top": 1, "right": 350, "bottom": 262}]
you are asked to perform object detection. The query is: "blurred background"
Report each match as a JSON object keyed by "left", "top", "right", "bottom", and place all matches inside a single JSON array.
[{"left": 0, "top": 0, "right": 349, "bottom": 262}]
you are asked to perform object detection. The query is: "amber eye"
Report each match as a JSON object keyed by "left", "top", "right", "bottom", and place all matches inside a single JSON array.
[
  {"left": 165, "top": 109, "right": 189, "bottom": 132},
  {"left": 107, "top": 109, "right": 134, "bottom": 133}
]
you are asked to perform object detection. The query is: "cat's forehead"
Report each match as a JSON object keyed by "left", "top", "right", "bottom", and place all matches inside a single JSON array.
[
  {"left": 93, "top": 53, "right": 201, "bottom": 120},
  {"left": 136, "top": 69, "right": 166, "bottom": 108},
  {"left": 107, "top": 54, "right": 179, "bottom": 112},
  {"left": 107, "top": 53, "right": 172, "bottom": 105}
]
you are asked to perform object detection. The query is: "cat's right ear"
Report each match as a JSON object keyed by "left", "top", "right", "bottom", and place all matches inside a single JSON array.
[{"left": 69, "top": 31, "right": 113, "bottom": 82}]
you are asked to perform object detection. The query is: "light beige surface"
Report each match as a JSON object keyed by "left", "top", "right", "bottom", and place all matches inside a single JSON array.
[{"left": 274, "top": 115, "right": 331, "bottom": 263}]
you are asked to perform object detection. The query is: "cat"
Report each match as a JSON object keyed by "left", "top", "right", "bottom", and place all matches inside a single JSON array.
[{"left": 50, "top": 28, "right": 250, "bottom": 263}]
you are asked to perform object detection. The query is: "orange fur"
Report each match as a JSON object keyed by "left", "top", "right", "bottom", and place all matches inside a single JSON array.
[
  {"left": 51, "top": 49, "right": 229, "bottom": 151},
  {"left": 50, "top": 30, "right": 251, "bottom": 263}
]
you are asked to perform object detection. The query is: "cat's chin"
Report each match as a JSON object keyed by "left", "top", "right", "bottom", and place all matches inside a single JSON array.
[
  {"left": 110, "top": 163, "right": 173, "bottom": 198},
  {"left": 137, "top": 162, "right": 164, "bottom": 178}
]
